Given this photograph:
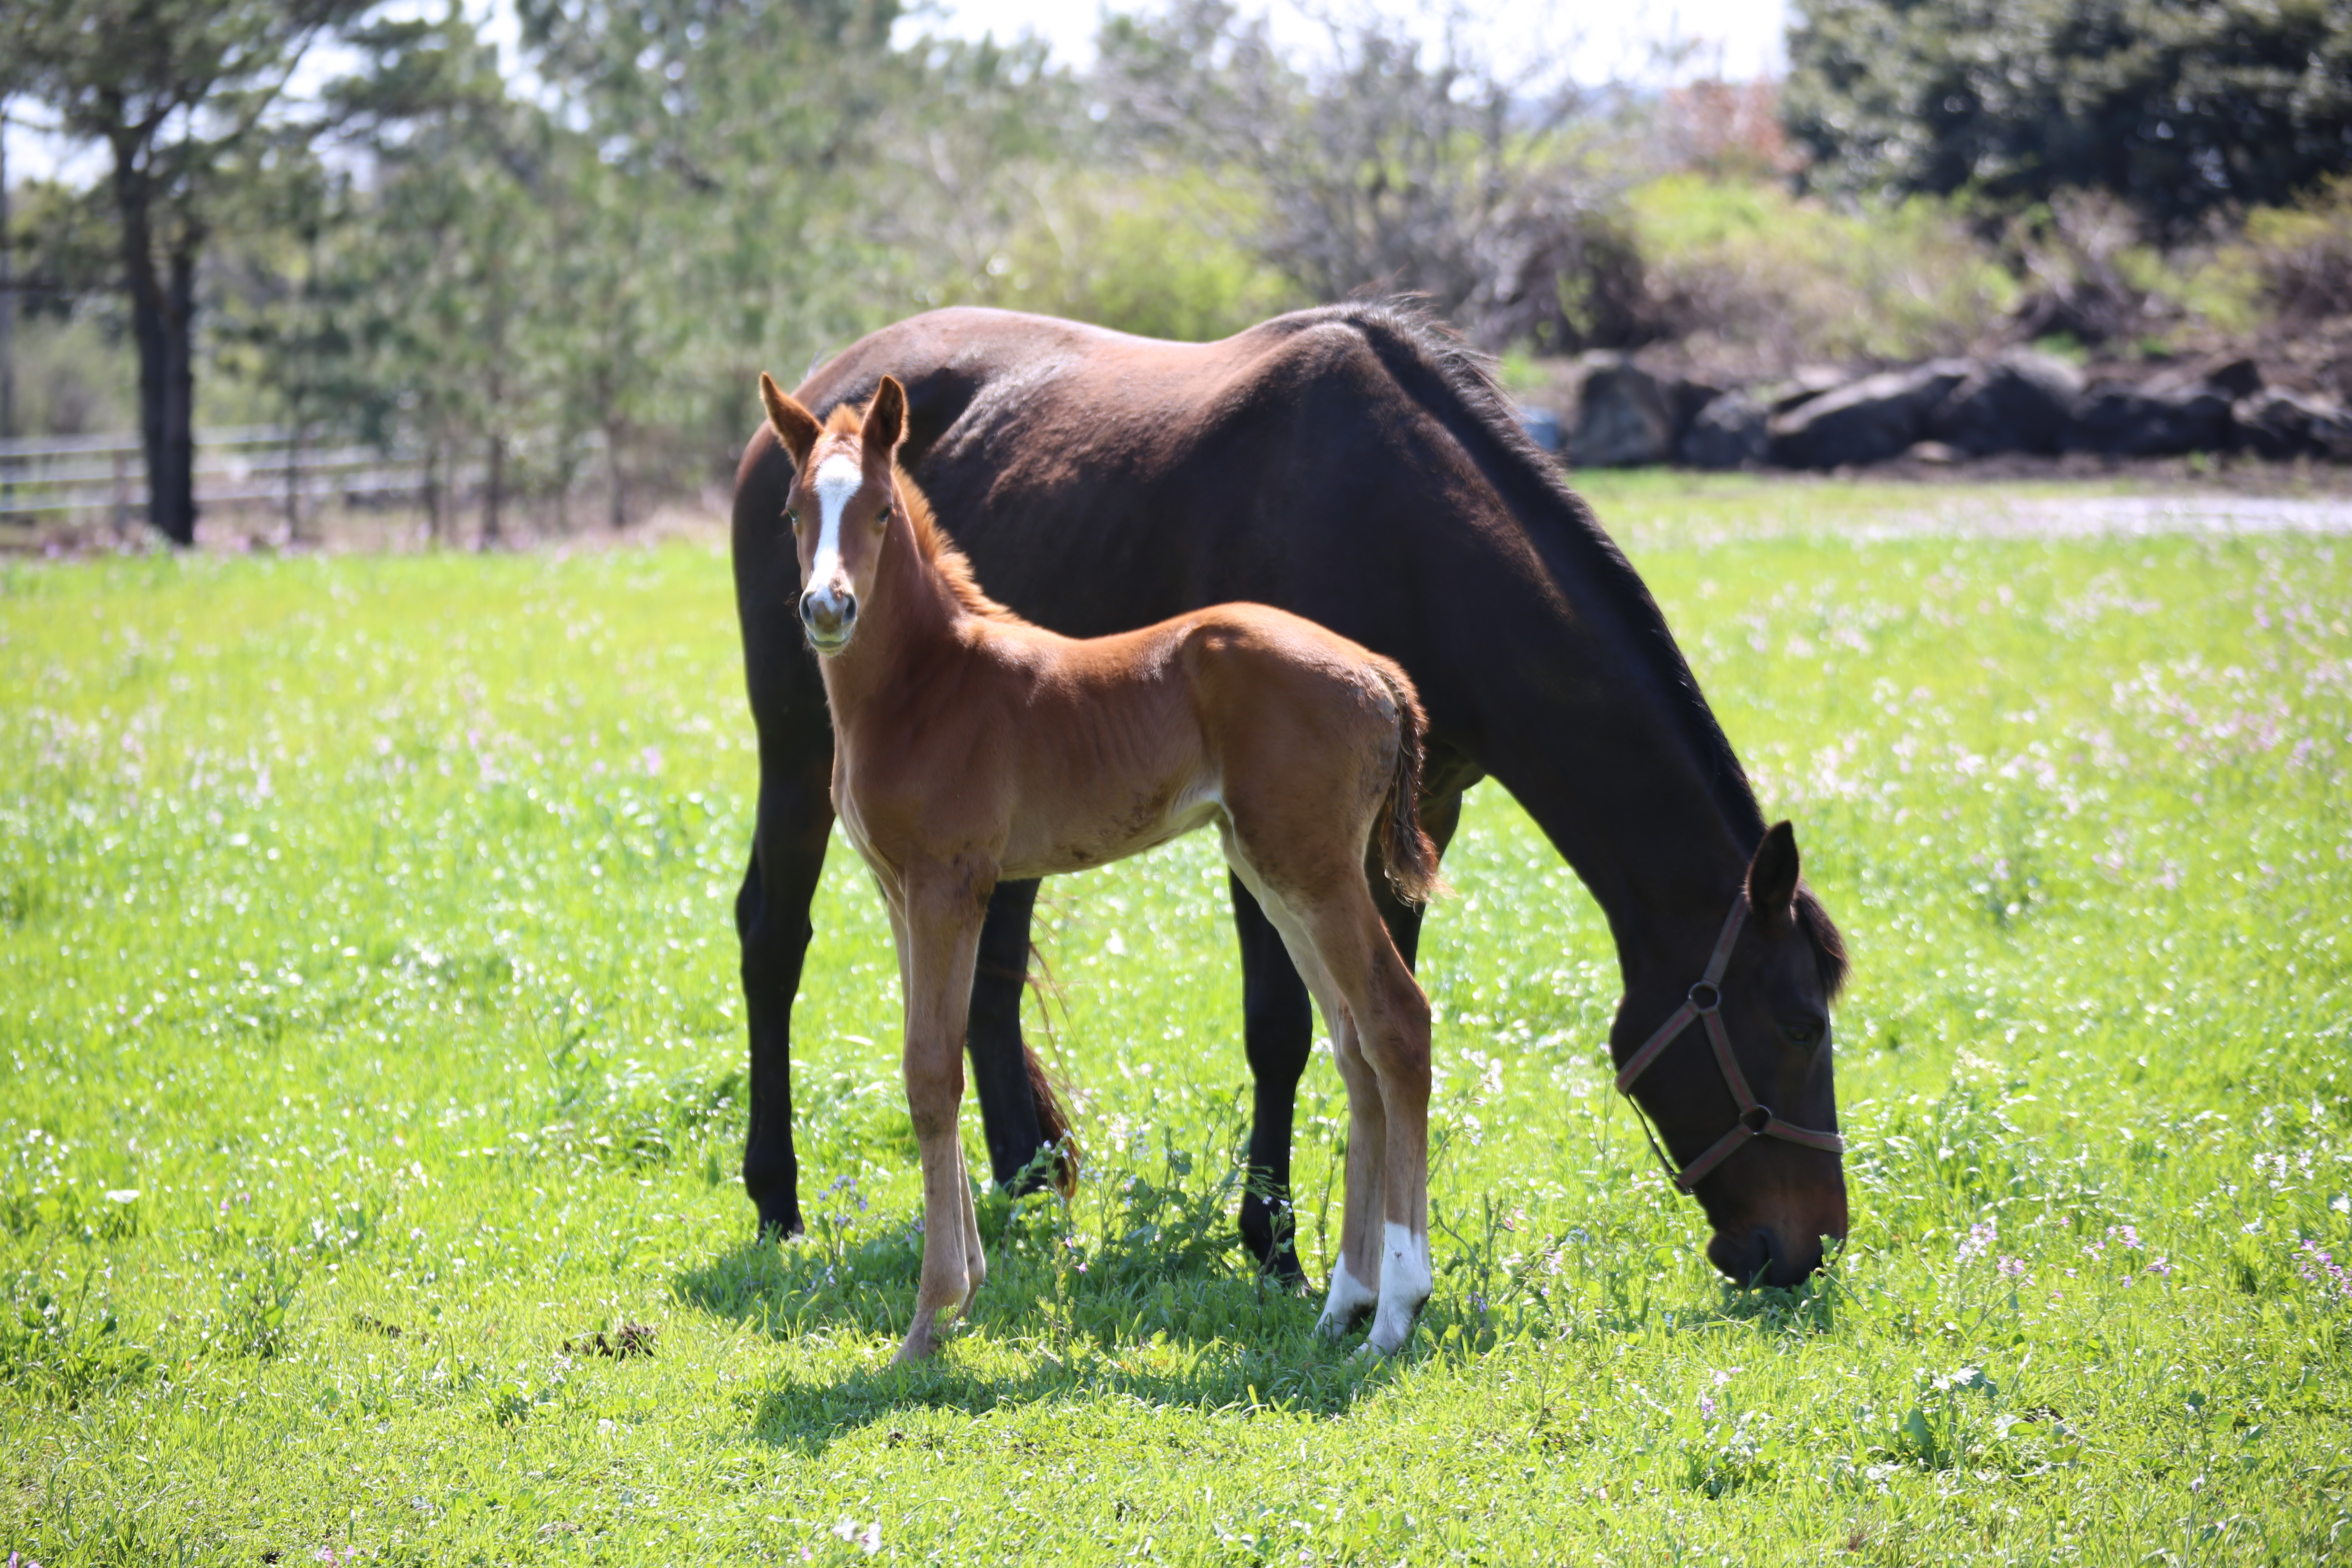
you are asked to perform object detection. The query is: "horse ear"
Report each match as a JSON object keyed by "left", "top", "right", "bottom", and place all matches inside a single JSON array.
[
  {"left": 1746, "top": 820, "right": 1802, "bottom": 936},
  {"left": 758, "top": 373, "right": 821, "bottom": 471},
  {"left": 862, "top": 375, "right": 908, "bottom": 463}
]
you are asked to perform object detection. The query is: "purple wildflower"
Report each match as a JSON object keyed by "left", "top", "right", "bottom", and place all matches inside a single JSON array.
[
  {"left": 1956, "top": 1221, "right": 1997, "bottom": 1263},
  {"left": 1698, "top": 1392, "right": 1717, "bottom": 1420},
  {"left": 2109, "top": 1224, "right": 2142, "bottom": 1251},
  {"left": 1997, "top": 1256, "right": 2027, "bottom": 1278},
  {"left": 2147, "top": 1257, "right": 2173, "bottom": 1278}
]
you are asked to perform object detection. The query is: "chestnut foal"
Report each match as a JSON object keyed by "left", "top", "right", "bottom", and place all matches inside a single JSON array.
[{"left": 756, "top": 372, "right": 1442, "bottom": 1362}]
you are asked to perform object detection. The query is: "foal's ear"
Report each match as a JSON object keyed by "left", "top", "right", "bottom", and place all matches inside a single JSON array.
[
  {"left": 758, "top": 372, "right": 822, "bottom": 471},
  {"left": 1746, "top": 820, "right": 1802, "bottom": 937},
  {"left": 862, "top": 375, "right": 908, "bottom": 464}
]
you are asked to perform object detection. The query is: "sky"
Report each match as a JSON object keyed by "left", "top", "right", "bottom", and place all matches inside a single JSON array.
[
  {"left": 912, "top": 0, "right": 1790, "bottom": 80},
  {"left": 4, "top": 0, "right": 1791, "bottom": 181}
]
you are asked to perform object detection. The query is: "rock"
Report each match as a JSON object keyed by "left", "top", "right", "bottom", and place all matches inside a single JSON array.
[
  {"left": 1570, "top": 354, "right": 1678, "bottom": 468},
  {"left": 2064, "top": 378, "right": 2232, "bottom": 456},
  {"left": 1904, "top": 440, "right": 1963, "bottom": 464},
  {"left": 1766, "top": 360, "right": 1973, "bottom": 469},
  {"left": 1679, "top": 391, "right": 1769, "bottom": 469},
  {"left": 2231, "top": 388, "right": 2352, "bottom": 461},
  {"left": 1516, "top": 404, "right": 1565, "bottom": 455},
  {"left": 2190, "top": 356, "right": 2264, "bottom": 401},
  {"left": 1925, "top": 350, "right": 2085, "bottom": 455},
  {"left": 1760, "top": 365, "right": 1851, "bottom": 414}
]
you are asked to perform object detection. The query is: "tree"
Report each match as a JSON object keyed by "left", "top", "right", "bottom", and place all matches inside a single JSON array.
[
  {"left": 1785, "top": 0, "right": 2352, "bottom": 235},
  {"left": 16, "top": 0, "right": 374, "bottom": 543},
  {"left": 1093, "top": 0, "right": 1642, "bottom": 351}
]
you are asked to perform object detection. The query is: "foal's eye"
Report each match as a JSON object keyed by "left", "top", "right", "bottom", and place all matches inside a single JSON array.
[{"left": 786, "top": 508, "right": 802, "bottom": 531}]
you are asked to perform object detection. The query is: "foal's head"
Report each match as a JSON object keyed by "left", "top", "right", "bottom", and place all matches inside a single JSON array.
[{"left": 757, "top": 372, "right": 911, "bottom": 655}]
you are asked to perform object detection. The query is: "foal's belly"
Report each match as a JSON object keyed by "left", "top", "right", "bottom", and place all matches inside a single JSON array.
[{"left": 997, "top": 777, "right": 1224, "bottom": 882}]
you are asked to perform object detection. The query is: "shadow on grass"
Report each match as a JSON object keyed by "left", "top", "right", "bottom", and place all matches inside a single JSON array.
[{"left": 673, "top": 1141, "right": 1845, "bottom": 1453}]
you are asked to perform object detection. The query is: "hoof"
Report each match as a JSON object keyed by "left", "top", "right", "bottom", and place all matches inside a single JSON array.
[{"left": 755, "top": 1206, "right": 805, "bottom": 1243}]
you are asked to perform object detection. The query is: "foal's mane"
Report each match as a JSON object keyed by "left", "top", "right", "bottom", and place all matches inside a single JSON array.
[
  {"left": 820, "top": 404, "right": 1022, "bottom": 624},
  {"left": 1305, "top": 299, "right": 1850, "bottom": 997}
]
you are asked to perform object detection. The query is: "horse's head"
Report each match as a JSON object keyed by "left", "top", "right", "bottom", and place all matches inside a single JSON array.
[
  {"left": 1612, "top": 821, "right": 1849, "bottom": 1288},
  {"left": 757, "top": 372, "right": 910, "bottom": 655}
]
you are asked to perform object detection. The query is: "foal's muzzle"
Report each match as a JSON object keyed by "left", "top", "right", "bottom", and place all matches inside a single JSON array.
[{"left": 800, "top": 586, "right": 858, "bottom": 652}]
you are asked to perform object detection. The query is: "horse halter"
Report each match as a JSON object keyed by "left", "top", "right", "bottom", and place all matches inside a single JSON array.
[{"left": 1615, "top": 891, "right": 1845, "bottom": 1193}]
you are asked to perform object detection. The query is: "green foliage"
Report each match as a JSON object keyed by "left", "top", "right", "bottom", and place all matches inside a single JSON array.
[
  {"left": 2194, "top": 174, "right": 2352, "bottom": 333},
  {"left": 1785, "top": 0, "right": 2352, "bottom": 234},
  {"left": 1629, "top": 173, "right": 2018, "bottom": 365},
  {"left": 929, "top": 174, "right": 1301, "bottom": 343},
  {"left": 4, "top": 491, "right": 2352, "bottom": 1557}
]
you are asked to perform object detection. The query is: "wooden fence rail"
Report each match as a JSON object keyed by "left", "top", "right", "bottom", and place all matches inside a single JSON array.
[{"left": 0, "top": 427, "right": 441, "bottom": 528}]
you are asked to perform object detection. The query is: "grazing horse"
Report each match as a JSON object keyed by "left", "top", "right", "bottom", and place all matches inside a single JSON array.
[
  {"left": 731, "top": 301, "right": 1851, "bottom": 1290},
  {"left": 756, "top": 372, "right": 1442, "bottom": 1359}
]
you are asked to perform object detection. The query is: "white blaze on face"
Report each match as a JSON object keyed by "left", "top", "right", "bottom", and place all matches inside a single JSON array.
[{"left": 806, "top": 452, "right": 864, "bottom": 608}]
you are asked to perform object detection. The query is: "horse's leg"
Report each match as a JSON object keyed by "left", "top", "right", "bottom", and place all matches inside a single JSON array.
[
  {"left": 893, "top": 860, "right": 993, "bottom": 1365},
  {"left": 967, "top": 878, "right": 1051, "bottom": 1189},
  {"left": 736, "top": 748, "right": 836, "bottom": 1239},
  {"left": 1229, "top": 874, "right": 1313, "bottom": 1285}
]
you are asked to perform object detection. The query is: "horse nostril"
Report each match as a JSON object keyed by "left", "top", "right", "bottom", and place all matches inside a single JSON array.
[{"left": 837, "top": 593, "right": 858, "bottom": 627}]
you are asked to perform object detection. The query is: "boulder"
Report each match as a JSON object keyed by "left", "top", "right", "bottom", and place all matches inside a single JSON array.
[
  {"left": 1679, "top": 390, "right": 1769, "bottom": 469},
  {"left": 2232, "top": 388, "right": 2352, "bottom": 461},
  {"left": 2064, "top": 378, "right": 2232, "bottom": 456},
  {"left": 2191, "top": 356, "right": 2264, "bottom": 401},
  {"left": 1766, "top": 360, "right": 1973, "bottom": 469},
  {"left": 1570, "top": 354, "right": 1678, "bottom": 468},
  {"left": 1760, "top": 365, "right": 1851, "bottom": 414},
  {"left": 1924, "top": 350, "right": 2085, "bottom": 455}
]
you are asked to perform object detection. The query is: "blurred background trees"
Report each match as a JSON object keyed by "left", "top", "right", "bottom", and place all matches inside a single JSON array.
[{"left": 2, "top": 0, "right": 2348, "bottom": 542}]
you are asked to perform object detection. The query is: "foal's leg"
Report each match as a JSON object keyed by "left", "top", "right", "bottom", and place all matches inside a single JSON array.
[
  {"left": 893, "top": 862, "right": 994, "bottom": 1364},
  {"left": 1223, "top": 847, "right": 1387, "bottom": 1335},
  {"left": 1303, "top": 892, "right": 1432, "bottom": 1356}
]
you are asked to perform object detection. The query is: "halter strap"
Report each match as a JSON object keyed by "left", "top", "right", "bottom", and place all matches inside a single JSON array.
[{"left": 1614, "top": 891, "right": 1846, "bottom": 1193}]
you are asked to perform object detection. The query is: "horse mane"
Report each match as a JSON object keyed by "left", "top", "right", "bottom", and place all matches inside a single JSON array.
[
  {"left": 820, "top": 404, "right": 1025, "bottom": 624},
  {"left": 1294, "top": 297, "right": 1850, "bottom": 992}
]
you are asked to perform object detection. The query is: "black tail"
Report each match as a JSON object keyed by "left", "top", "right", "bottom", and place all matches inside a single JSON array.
[
  {"left": 1020, "top": 942, "right": 1081, "bottom": 1198},
  {"left": 1371, "top": 664, "right": 1448, "bottom": 906}
]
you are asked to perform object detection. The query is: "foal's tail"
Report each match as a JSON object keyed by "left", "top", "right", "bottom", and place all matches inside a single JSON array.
[{"left": 1371, "top": 664, "right": 1449, "bottom": 907}]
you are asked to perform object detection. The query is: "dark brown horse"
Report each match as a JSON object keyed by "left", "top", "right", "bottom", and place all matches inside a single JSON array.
[{"left": 731, "top": 301, "right": 1851, "bottom": 1289}]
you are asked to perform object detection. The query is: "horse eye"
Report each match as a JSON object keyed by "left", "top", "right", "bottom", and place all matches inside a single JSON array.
[
  {"left": 1784, "top": 1020, "right": 1822, "bottom": 1048},
  {"left": 786, "top": 508, "right": 802, "bottom": 531}
]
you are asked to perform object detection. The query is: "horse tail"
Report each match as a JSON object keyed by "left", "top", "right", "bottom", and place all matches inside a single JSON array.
[
  {"left": 1371, "top": 664, "right": 1448, "bottom": 907},
  {"left": 1021, "top": 941, "right": 1082, "bottom": 1198}
]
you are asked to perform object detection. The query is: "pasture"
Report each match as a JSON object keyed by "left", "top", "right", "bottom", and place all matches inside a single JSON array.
[{"left": 3, "top": 477, "right": 2349, "bottom": 1564}]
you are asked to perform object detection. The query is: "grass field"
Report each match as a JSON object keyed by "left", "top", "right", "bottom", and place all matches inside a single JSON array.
[{"left": 4, "top": 477, "right": 2350, "bottom": 1564}]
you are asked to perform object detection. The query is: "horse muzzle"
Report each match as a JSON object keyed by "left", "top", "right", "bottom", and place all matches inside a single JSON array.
[
  {"left": 1707, "top": 1218, "right": 1840, "bottom": 1288},
  {"left": 800, "top": 585, "right": 858, "bottom": 653}
]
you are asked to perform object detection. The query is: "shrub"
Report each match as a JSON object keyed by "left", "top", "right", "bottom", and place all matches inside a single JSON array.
[{"left": 1626, "top": 174, "right": 2017, "bottom": 369}]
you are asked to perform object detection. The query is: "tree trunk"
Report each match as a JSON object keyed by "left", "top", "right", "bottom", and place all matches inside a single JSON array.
[
  {"left": 606, "top": 419, "right": 628, "bottom": 531},
  {"left": 481, "top": 429, "right": 504, "bottom": 550},
  {"left": 113, "top": 147, "right": 200, "bottom": 547}
]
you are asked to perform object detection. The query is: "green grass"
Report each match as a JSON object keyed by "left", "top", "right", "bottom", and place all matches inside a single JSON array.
[{"left": 3, "top": 482, "right": 2350, "bottom": 1564}]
